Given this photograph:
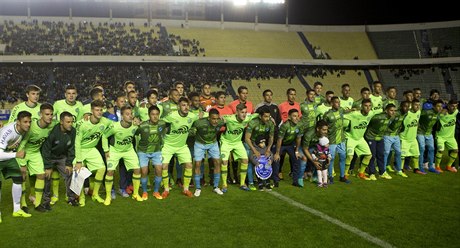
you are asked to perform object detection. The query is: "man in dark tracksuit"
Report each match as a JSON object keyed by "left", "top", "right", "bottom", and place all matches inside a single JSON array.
[{"left": 41, "top": 112, "right": 78, "bottom": 206}]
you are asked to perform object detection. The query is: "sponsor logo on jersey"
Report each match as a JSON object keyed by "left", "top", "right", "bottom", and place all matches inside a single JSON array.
[
  {"left": 353, "top": 122, "right": 368, "bottom": 129},
  {"left": 227, "top": 128, "right": 244, "bottom": 135},
  {"left": 117, "top": 136, "right": 133, "bottom": 146},
  {"left": 171, "top": 125, "right": 189, "bottom": 135},
  {"left": 443, "top": 119, "right": 455, "bottom": 127},
  {"left": 82, "top": 132, "right": 101, "bottom": 143},
  {"left": 407, "top": 120, "right": 418, "bottom": 128}
]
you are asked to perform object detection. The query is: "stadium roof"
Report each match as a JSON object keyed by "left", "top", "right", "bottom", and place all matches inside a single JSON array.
[{"left": 0, "top": 0, "right": 457, "bottom": 25}]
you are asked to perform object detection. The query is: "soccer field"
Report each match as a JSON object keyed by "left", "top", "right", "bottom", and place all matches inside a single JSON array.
[{"left": 0, "top": 169, "right": 459, "bottom": 248}]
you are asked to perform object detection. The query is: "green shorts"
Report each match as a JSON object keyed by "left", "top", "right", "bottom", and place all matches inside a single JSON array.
[
  {"left": 401, "top": 139, "right": 420, "bottom": 157},
  {"left": 107, "top": 148, "right": 140, "bottom": 171},
  {"left": 72, "top": 147, "right": 105, "bottom": 172},
  {"left": 161, "top": 144, "right": 192, "bottom": 164},
  {"left": 436, "top": 136, "right": 458, "bottom": 151},
  {"left": 220, "top": 141, "right": 248, "bottom": 161},
  {"left": 16, "top": 151, "right": 44, "bottom": 176},
  {"left": 346, "top": 138, "right": 371, "bottom": 156},
  {"left": 0, "top": 158, "right": 21, "bottom": 179}
]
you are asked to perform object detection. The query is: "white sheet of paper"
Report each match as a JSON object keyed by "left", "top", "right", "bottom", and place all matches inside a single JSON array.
[{"left": 70, "top": 167, "right": 92, "bottom": 195}]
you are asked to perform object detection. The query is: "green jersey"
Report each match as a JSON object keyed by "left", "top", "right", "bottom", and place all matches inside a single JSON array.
[
  {"left": 53, "top": 99, "right": 84, "bottom": 122},
  {"left": 221, "top": 114, "right": 259, "bottom": 144},
  {"left": 300, "top": 131, "right": 320, "bottom": 149},
  {"left": 344, "top": 110, "right": 374, "bottom": 140},
  {"left": 339, "top": 97, "right": 354, "bottom": 111},
  {"left": 417, "top": 109, "right": 439, "bottom": 135},
  {"left": 82, "top": 103, "right": 91, "bottom": 115},
  {"left": 314, "top": 95, "right": 325, "bottom": 106},
  {"left": 192, "top": 118, "right": 225, "bottom": 144},
  {"left": 138, "top": 104, "right": 163, "bottom": 122},
  {"left": 323, "top": 108, "right": 346, "bottom": 144},
  {"left": 163, "top": 111, "right": 199, "bottom": 147},
  {"left": 278, "top": 120, "right": 301, "bottom": 146},
  {"left": 8, "top": 102, "right": 41, "bottom": 123},
  {"left": 399, "top": 110, "right": 421, "bottom": 141},
  {"left": 136, "top": 120, "right": 167, "bottom": 153},
  {"left": 364, "top": 113, "right": 393, "bottom": 141},
  {"left": 17, "top": 120, "right": 57, "bottom": 153},
  {"left": 385, "top": 111, "right": 406, "bottom": 136},
  {"left": 436, "top": 109, "right": 458, "bottom": 138},
  {"left": 299, "top": 100, "right": 317, "bottom": 130},
  {"left": 160, "top": 100, "right": 178, "bottom": 118},
  {"left": 246, "top": 117, "right": 275, "bottom": 143},
  {"left": 316, "top": 103, "right": 332, "bottom": 121},
  {"left": 104, "top": 121, "right": 138, "bottom": 152},
  {"left": 369, "top": 94, "right": 383, "bottom": 114},
  {"left": 75, "top": 118, "right": 110, "bottom": 162},
  {"left": 383, "top": 98, "right": 399, "bottom": 110}
]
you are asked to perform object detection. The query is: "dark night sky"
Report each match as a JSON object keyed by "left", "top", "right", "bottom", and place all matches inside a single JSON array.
[{"left": 289, "top": 0, "right": 459, "bottom": 25}]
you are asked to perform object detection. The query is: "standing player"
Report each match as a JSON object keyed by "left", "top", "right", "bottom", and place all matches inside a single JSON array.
[
  {"left": 323, "top": 96, "right": 349, "bottom": 183},
  {"left": 399, "top": 100, "right": 424, "bottom": 174},
  {"left": 161, "top": 97, "right": 199, "bottom": 198},
  {"left": 73, "top": 100, "right": 109, "bottom": 207},
  {"left": 103, "top": 106, "right": 143, "bottom": 205},
  {"left": 138, "top": 90, "right": 163, "bottom": 122},
  {"left": 344, "top": 99, "right": 374, "bottom": 180},
  {"left": 135, "top": 105, "right": 167, "bottom": 200},
  {"left": 16, "top": 103, "right": 56, "bottom": 212},
  {"left": 8, "top": 85, "right": 42, "bottom": 123},
  {"left": 313, "top": 82, "right": 326, "bottom": 105},
  {"left": 369, "top": 81, "right": 384, "bottom": 114},
  {"left": 278, "top": 88, "right": 301, "bottom": 123},
  {"left": 192, "top": 108, "right": 225, "bottom": 196},
  {"left": 245, "top": 106, "right": 275, "bottom": 190},
  {"left": 339, "top": 83, "right": 354, "bottom": 112},
  {"left": 220, "top": 103, "right": 258, "bottom": 192},
  {"left": 0, "top": 111, "right": 31, "bottom": 222},
  {"left": 229, "top": 86, "right": 254, "bottom": 114},
  {"left": 417, "top": 100, "right": 443, "bottom": 173},
  {"left": 199, "top": 82, "right": 216, "bottom": 111},
  {"left": 434, "top": 100, "right": 458, "bottom": 172}
]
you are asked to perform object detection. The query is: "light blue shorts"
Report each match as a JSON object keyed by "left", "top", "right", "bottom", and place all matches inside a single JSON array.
[
  {"left": 194, "top": 141, "right": 220, "bottom": 161},
  {"left": 137, "top": 151, "right": 162, "bottom": 167}
]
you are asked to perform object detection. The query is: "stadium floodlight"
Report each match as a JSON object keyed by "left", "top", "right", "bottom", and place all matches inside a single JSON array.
[
  {"left": 233, "top": 0, "right": 247, "bottom": 6},
  {"left": 231, "top": 0, "right": 284, "bottom": 6}
]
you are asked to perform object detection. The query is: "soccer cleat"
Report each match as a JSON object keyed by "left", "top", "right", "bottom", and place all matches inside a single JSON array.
[
  {"left": 194, "top": 189, "right": 202, "bottom": 197},
  {"left": 142, "top": 192, "right": 148, "bottom": 201},
  {"left": 161, "top": 191, "right": 170, "bottom": 199},
  {"left": 414, "top": 169, "right": 426, "bottom": 175},
  {"left": 126, "top": 185, "right": 134, "bottom": 194},
  {"left": 380, "top": 172, "right": 392, "bottom": 179},
  {"left": 118, "top": 189, "right": 129, "bottom": 198},
  {"left": 12, "top": 209, "right": 32, "bottom": 218},
  {"left": 111, "top": 189, "right": 117, "bottom": 200},
  {"left": 44, "top": 204, "right": 52, "bottom": 211},
  {"left": 79, "top": 199, "right": 86, "bottom": 207},
  {"left": 68, "top": 199, "right": 79, "bottom": 207},
  {"left": 239, "top": 185, "right": 250, "bottom": 191},
  {"left": 35, "top": 205, "right": 47, "bottom": 213},
  {"left": 265, "top": 184, "right": 273, "bottom": 191},
  {"left": 435, "top": 166, "right": 444, "bottom": 173},
  {"left": 339, "top": 176, "right": 351, "bottom": 184},
  {"left": 50, "top": 195, "right": 59, "bottom": 205},
  {"left": 222, "top": 187, "right": 228, "bottom": 193},
  {"left": 248, "top": 184, "right": 257, "bottom": 191},
  {"left": 213, "top": 187, "right": 224, "bottom": 195},
  {"left": 386, "top": 166, "right": 395, "bottom": 173},
  {"left": 103, "top": 198, "right": 111, "bottom": 206},
  {"left": 446, "top": 166, "right": 457, "bottom": 173},
  {"left": 153, "top": 192, "right": 163, "bottom": 200},
  {"left": 258, "top": 184, "right": 265, "bottom": 191},
  {"left": 92, "top": 195, "right": 104, "bottom": 203},
  {"left": 297, "top": 178, "right": 304, "bottom": 187},
  {"left": 132, "top": 194, "right": 144, "bottom": 202},
  {"left": 397, "top": 171, "right": 408, "bottom": 178},
  {"left": 369, "top": 174, "right": 377, "bottom": 181},
  {"left": 182, "top": 190, "right": 193, "bottom": 198},
  {"left": 317, "top": 183, "right": 323, "bottom": 188},
  {"left": 328, "top": 177, "right": 334, "bottom": 184},
  {"left": 428, "top": 167, "right": 440, "bottom": 174},
  {"left": 21, "top": 206, "right": 30, "bottom": 214},
  {"left": 358, "top": 173, "right": 371, "bottom": 180}
]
